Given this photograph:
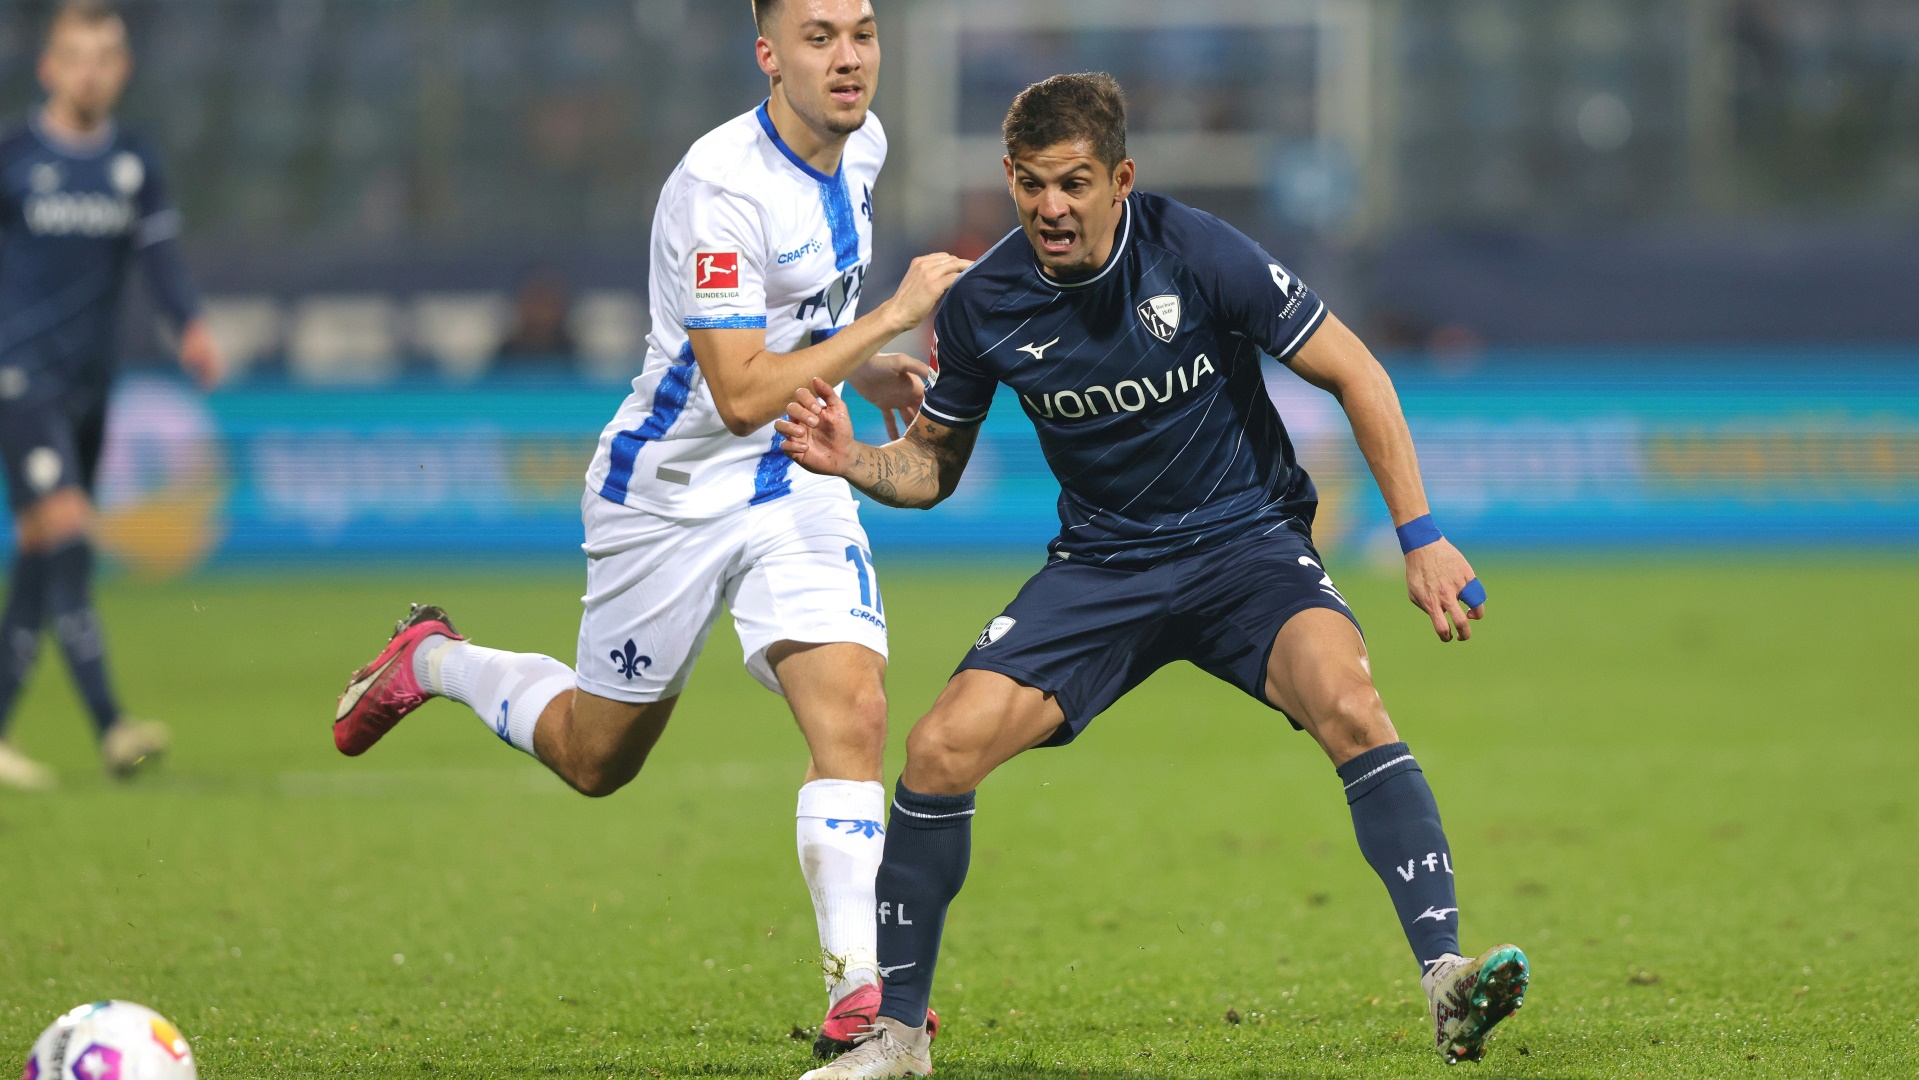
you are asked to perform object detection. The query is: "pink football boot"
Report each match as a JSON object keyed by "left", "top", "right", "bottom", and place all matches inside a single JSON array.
[
  {"left": 333, "top": 604, "right": 463, "bottom": 756},
  {"left": 814, "top": 983, "right": 939, "bottom": 1060}
]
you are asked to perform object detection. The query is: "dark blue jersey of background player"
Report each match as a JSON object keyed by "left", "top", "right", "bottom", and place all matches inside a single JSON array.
[
  {"left": 0, "top": 111, "right": 200, "bottom": 404},
  {"left": 921, "top": 190, "right": 1326, "bottom": 567},
  {"left": 0, "top": 2, "right": 221, "bottom": 792}
]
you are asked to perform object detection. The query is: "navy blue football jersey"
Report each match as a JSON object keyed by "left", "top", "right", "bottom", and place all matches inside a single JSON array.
[
  {"left": 0, "top": 113, "right": 199, "bottom": 403},
  {"left": 923, "top": 191, "right": 1329, "bottom": 567}
]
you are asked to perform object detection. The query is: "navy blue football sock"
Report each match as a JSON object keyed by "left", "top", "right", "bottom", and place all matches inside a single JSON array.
[
  {"left": 1338, "top": 741, "right": 1461, "bottom": 969},
  {"left": 43, "top": 541, "right": 120, "bottom": 737},
  {"left": 0, "top": 550, "right": 53, "bottom": 735},
  {"left": 876, "top": 782, "right": 975, "bottom": 1028}
]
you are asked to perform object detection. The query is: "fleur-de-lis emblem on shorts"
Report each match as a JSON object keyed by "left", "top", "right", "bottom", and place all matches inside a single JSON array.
[
  {"left": 610, "top": 639, "right": 652, "bottom": 681},
  {"left": 826, "top": 819, "right": 884, "bottom": 838}
]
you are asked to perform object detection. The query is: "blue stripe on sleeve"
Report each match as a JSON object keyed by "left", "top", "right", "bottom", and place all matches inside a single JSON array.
[
  {"left": 684, "top": 315, "right": 768, "bottom": 330},
  {"left": 598, "top": 343, "right": 699, "bottom": 505}
]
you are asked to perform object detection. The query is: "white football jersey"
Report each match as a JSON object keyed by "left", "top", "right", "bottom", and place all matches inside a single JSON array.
[{"left": 586, "top": 102, "right": 884, "bottom": 519}]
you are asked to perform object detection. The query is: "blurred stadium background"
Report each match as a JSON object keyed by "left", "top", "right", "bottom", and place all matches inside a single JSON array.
[{"left": 2, "top": 0, "right": 1916, "bottom": 571}]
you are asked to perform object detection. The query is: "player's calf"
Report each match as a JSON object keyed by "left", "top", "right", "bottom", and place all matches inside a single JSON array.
[{"left": 526, "top": 690, "right": 672, "bottom": 797}]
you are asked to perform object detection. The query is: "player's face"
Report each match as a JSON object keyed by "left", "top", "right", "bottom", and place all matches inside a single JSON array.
[
  {"left": 38, "top": 19, "right": 132, "bottom": 124},
  {"left": 1007, "top": 142, "right": 1137, "bottom": 276},
  {"left": 760, "top": 0, "right": 880, "bottom": 138}
]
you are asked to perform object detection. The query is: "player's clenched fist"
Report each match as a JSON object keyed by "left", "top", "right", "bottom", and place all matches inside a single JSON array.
[
  {"left": 776, "top": 378, "right": 860, "bottom": 478},
  {"left": 1405, "top": 538, "right": 1484, "bottom": 643},
  {"left": 882, "top": 252, "right": 973, "bottom": 333}
]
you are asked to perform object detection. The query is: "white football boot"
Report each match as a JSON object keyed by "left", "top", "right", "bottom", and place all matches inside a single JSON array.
[
  {"left": 1421, "top": 944, "right": 1529, "bottom": 1064},
  {"left": 102, "top": 718, "right": 171, "bottom": 778},
  {"left": 798, "top": 1016, "right": 931, "bottom": 1079},
  {"left": 0, "top": 740, "right": 57, "bottom": 790}
]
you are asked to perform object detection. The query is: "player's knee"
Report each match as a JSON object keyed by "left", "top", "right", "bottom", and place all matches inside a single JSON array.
[
  {"left": 1319, "top": 682, "right": 1394, "bottom": 748},
  {"left": 17, "top": 489, "right": 91, "bottom": 552},
  {"left": 843, "top": 681, "right": 889, "bottom": 746},
  {"left": 904, "top": 720, "right": 986, "bottom": 793},
  {"left": 569, "top": 758, "right": 641, "bottom": 799}
]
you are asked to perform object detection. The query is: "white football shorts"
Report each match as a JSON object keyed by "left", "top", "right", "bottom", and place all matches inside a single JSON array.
[{"left": 575, "top": 486, "right": 889, "bottom": 703}]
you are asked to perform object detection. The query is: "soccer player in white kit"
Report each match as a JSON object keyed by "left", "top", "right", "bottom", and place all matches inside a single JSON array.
[{"left": 330, "top": 0, "right": 968, "bottom": 1055}]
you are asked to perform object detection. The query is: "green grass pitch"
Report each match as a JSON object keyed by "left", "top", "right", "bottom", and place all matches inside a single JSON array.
[{"left": 0, "top": 556, "right": 1914, "bottom": 1078}]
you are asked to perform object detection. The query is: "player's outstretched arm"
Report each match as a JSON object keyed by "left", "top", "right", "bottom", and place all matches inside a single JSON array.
[
  {"left": 1287, "top": 313, "right": 1484, "bottom": 643},
  {"left": 689, "top": 253, "right": 970, "bottom": 436},
  {"left": 774, "top": 377, "right": 978, "bottom": 509}
]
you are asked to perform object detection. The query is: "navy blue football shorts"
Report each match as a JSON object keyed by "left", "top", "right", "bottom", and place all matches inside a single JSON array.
[
  {"left": 955, "top": 521, "right": 1360, "bottom": 747},
  {"left": 0, "top": 390, "right": 109, "bottom": 513}
]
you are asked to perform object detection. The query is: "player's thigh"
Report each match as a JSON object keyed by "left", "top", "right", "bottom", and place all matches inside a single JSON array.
[
  {"left": 955, "top": 557, "right": 1170, "bottom": 748},
  {"left": 901, "top": 669, "right": 1068, "bottom": 796},
  {"left": 1, "top": 403, "right": 93, "bottom": 548},
  {"left": 1263, "top": 608, "right": 1397, "bottom": 765},
  {"left": 726, "top": 492, "right": 889, "bottom": 698},
  {"left": 767, "top": 640, "right": 887, "bottom": 782},
  {"left": 1179, "top": 526, "right": 1366, "bottom": 728},
  {"left": 574, "top": 495, "right": 734, "bottom": 704},
  {"left": 72, "top": 392, "right": 110, "bottom": 497}
]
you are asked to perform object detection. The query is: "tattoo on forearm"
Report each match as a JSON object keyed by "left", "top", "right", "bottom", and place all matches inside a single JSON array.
[{"left": 847, "top": 420, "right": 973, "bottom": 509}]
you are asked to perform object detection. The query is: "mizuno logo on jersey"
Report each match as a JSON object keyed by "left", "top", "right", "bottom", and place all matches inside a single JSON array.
[
  {"left": 24, "top": 194, "right": 135, "bottom": 238},
  {"left": 1020, "top": 353, "right": 1217, "bottom": 422},
  {"left": 693, "top": 248, "right": 741, "bottom": 300},
  {"left": 796, "top": 265, "right": 866, "bottom": 324},
  {"left": 1017, "top": 337, "right": 1061, "bottom": 360}
]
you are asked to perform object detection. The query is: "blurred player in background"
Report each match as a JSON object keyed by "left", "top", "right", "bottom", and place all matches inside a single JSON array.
[
  {"left": 331, "top": 0, "right": 964, "bottom": 1054},
  {"left": 0, "top": 0, "right": 222, "bottom": 791},
  {"left": 779, "top": 74, "right": 1529, "bottom": 1077}
]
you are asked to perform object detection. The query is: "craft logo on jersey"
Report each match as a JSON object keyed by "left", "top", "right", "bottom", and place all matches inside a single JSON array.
[
  {"left": 975, "top": 616, "right": 1016, "bottom": 649},
  {"left": 1137, "top": 294, "right": 1182, "bottom": 343},
  {"left": 693, "top": 248, "right": 741, "bottom": 300}
]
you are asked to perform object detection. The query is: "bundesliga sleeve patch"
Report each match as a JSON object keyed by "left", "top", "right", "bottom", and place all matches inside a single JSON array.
[{"left": 693, "top": 248, "right": 742, "bottom": 301}]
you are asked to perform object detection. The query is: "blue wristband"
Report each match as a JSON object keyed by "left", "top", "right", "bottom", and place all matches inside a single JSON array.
[{"left": 1395, "top": 514, "right": 1443, "bottom": 554}]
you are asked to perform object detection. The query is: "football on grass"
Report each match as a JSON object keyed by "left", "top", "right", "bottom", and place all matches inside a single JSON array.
[{"left": 24, "top": 1001, "right": 196, "bottom": 1080}]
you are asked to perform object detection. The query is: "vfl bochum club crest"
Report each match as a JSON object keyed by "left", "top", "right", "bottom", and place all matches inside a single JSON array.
[
  {"left": 975, "top": 616, "right": 1016, "bottom": 650},
  {"left": 1137, "top": 294, "right": 1181, "bottom": 343}
]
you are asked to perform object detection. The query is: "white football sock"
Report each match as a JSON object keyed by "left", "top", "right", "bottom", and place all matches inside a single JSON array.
[
  {"left": 797, "top": 778, "right": 886, "bottom": 1006},
  {"left": 414, "top": 635, "right": 573, "bottom": 758}
]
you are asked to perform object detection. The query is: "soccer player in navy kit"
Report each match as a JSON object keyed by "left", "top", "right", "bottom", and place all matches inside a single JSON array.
[
  {"left": 779, "top": 75, "right": 1529, "bottom": 1075},
  {"left": 0, "top": 1, "right": 223, "bottom": 790}
]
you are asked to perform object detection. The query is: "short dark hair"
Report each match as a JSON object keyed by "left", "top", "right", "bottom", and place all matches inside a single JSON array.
[
  {"left": 1002, "top": 73, "right": 1129, "bottom": 171},
  {"left": 46, "top": 0, "right": 124, "bottom": 44},
  {"left": 751, "top": 0, "right": 781, "bottom": 35}
]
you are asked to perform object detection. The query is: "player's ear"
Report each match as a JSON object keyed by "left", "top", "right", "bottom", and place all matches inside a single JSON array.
[
  {"left": 756, "top": 35, "right": 779, "bottom": 79},
  {"left": 1002, "top": 156, "right": 1018, "bottom": 199},
  {"left": 1112, "top": 158, "right": 1137, "bottom": 202}
]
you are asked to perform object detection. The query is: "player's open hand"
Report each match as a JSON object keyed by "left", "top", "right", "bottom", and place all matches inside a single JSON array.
[
  {"left": 1406, "top": 538, "right": 1484, "bottom": 643},
  {"left": 848, "top": 351, "right": 932, "bottom": 440},
  {"left": 885, "top": 252, "right": 972, "bottom": 333},
  {"left": 178, "top": 317, "right": 225, "bottom": 390},
  {"left": 775, "top": 378, "right": 860, "bottom": 478}
]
